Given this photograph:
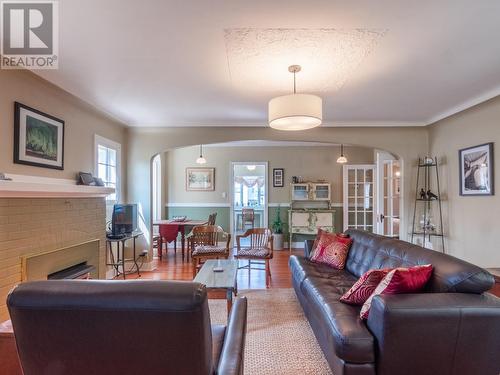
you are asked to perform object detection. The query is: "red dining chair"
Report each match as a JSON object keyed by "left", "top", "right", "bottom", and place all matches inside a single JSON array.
[{"left": 158, "top": 224, "right": 179, "bottom": 260}]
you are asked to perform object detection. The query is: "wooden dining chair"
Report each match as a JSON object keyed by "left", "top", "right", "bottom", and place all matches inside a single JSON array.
[
  {"left": 241, "top": 208, "right": 255, "bottom": 230},
  {"left": 185, "top": 212, "right": 217, "bottom": 261},
  {"left": 190, "top": 225, "right": 231, "bottom": 277},
  {"left": 208, "top": 212, "right": 217, "bottom": 225},
  {"left": 235, "top": 228, "right": 273, "bottom": 287},
  {"left": 158, "top": 224, "right": 179, "bottom": 260}
]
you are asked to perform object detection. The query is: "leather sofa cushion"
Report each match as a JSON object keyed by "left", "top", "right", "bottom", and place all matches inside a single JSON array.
[
  {"left": 290, "top": 255, "right": 348, "bottom": 286},
  {"left": 297, "top": 260, "right": 375, "bottom": 364},
  {"left": 345, "top": 230, "right": 494, "bottom": 294}
]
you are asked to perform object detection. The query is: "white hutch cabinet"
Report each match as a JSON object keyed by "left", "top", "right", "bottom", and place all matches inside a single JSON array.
[{"left": 288, "top": 182, "right": 335, "bottom": 251}]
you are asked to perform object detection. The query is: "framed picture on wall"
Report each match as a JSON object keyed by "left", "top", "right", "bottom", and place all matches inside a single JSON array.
[
  {"left": 14, "top": 102, "right": 65, "bottom": 170},
  {"left": 186, "top": 167, "right": 215, "bottom": 191},
  {"left": 459, "top": 143, "right": 494, "bottom": 196},
  {"left": 273, "top": 168, "right": 284, "bottom": 187}
]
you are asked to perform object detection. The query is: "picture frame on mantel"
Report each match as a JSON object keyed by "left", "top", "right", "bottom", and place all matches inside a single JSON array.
[
  {"left": 186, "top": 167, "right": 215, "bottom": 191},
  {"left": 273, "top": 168, "right": 284, "bottom": 187},
  {"left": 14, "top": 102, "right": 65, "bottom": 170},
  {"left": 459, "top": 142, "right": 494, "bottom": 196}
]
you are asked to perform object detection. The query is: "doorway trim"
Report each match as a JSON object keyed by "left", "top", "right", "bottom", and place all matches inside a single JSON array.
[{"left": 229, "top": 161, "right": 269, "bottom": 241}]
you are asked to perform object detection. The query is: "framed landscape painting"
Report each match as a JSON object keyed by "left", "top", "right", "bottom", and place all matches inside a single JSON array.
[
  {"left": 14, "top": 102, "right": 65, "bottom": 170},
  {"left": 186, "top": 167, "right": 215, "bottom": 191},
  {"left": 459, "top": 143, "right": 494, "bottom": 196}
]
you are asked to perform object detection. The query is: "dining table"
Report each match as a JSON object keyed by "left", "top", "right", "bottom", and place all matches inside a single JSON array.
[{"left": 153, "top": 219, "right": 208, "bottom": 260}]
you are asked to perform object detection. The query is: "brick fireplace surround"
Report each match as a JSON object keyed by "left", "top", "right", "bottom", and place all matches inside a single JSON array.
[{"left": 0, "top": 197, "right": 107, "bottom": 322}]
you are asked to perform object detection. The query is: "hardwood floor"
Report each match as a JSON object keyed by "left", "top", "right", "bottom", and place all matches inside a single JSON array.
[
  {"left": 123, "top": 247, "right": 302, "bottom": 289},
  {"left": 122, "top": 247, "right": 500, "bottom": 298}
]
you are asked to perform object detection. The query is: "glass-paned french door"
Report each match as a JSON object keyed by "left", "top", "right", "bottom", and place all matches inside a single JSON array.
[
  {"left": 343, "top": 165, "right": 376, "bottom": 231},
  {"left": 379, "top": 160, "right": 401, "bottom": 237}
]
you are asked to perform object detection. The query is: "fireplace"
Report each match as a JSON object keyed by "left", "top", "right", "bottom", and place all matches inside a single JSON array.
[
  {"left": 22, "top": 239, "right": 100, "bottom": 281},
  {"left": 47, "top": 262, "right": 95, "bottom": 280}
]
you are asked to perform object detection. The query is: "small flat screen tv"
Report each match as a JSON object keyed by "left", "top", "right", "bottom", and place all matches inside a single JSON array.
[{"left": 112, "top": 204, "right": 138, "bottom": 235}]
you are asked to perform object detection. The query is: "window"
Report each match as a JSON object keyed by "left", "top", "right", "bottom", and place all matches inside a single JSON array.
[
  {"left": 152, "top": 154, "right": 162, "bottom": 220},
  {"left": 95, "top": 135, "right": 121, "bottom": 202}
]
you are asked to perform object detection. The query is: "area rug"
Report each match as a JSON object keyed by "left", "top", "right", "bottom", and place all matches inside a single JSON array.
[{"left": 209, "top": 289, "right": 333, "bottom": 375}]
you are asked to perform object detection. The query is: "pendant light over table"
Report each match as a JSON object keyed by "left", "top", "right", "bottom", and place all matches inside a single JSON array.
[{"left": 196, "top": 144, "right": 207, "bottom": 164}]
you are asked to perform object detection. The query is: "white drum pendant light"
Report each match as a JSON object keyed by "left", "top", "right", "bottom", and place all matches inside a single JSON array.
[{"left": 269, "top": 65, "right": 322, "bottom": 131}]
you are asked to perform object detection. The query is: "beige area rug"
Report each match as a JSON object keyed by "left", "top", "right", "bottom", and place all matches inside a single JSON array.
[{"left": 209, "top": 289, "right": 333, "bottom": 375}]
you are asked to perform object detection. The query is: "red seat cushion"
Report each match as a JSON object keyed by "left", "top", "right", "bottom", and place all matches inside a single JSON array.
[
  {"left": 340, "top": 268, "right": 391, "bottom": 305},
  {"left": 360, "top": 264, "right": 433, "bottom": 319},
  {"left": 310, "top": 232, "right": 353, "bottom": 270}
]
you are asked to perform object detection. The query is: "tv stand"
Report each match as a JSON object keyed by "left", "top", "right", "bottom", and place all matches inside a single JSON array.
[{"left": 106, "top": 232, "right": 143, "bottom": 279}]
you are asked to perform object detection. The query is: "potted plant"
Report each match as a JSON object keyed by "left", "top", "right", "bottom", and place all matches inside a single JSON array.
[{"left": 271, "top": 205, "right": 285, "bottom": 250}]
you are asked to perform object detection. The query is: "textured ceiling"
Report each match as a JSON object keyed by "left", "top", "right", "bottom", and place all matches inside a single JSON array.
[
  {"left": 31, "top": 0, "right": 500, "bottom": 127},
  {"left": 224, "top": 28, "right": 385, "bottom": 93}
]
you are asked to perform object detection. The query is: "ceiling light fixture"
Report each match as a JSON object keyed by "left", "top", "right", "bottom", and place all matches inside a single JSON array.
[
  {"left": 268, "top": 65, "right": 322, "bottom": 131},
  {"left": 336, "top": 144, "right": 347, "bottom": 164},
  {"left": 196, "top": 144, "right": 207, "bottom": 164}
]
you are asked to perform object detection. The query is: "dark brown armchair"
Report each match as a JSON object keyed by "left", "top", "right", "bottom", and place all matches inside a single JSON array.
[{"left": 8, "top": 280, "right": 247, "bottom": 375}]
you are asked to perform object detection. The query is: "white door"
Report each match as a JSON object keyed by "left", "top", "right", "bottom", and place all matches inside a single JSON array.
[
  {"left": 375, "top": 151, "right": 401, "bottom": 238},
  {"left": 343, "top": 165, "right": 376, "bottom": 231},
  {"left": 229, "top": 162, "right": 268, "bottom": 241}
]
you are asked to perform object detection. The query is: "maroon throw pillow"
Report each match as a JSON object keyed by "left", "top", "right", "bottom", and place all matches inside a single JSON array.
[
  {"left": 360, "top": 264, "right": 433, "bottom": 320},
  {"left": 309, "top": 228, "right": 326, "bottom": 258},
  {"left": 310, "top": 232, "right": 353, "bottom": 269},
  {"left": 340, "top": 268, "right": 392, "bottom": 305}
]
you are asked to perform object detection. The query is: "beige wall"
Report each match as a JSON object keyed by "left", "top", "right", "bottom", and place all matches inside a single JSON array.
[
  {"left": 0, "top": 70, "right": 128, "bottom": 199},
  {"left": 429, "top": 96, "right": 500, "bottom": 267},
  {"left": 165, "top": 145, "right": 374, "bottom": 205},
  {"left": 128, "top": 126, "right": 429, "bottom": 249}
]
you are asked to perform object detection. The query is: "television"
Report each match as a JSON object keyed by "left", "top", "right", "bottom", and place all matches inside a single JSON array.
[{"left": 112, "top": 204, "right": 138, "bottom": 235}]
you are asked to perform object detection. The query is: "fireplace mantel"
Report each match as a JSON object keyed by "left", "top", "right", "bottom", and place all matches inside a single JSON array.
[{"left": 0, "top": 173, "right": 114, "bottom": 198}]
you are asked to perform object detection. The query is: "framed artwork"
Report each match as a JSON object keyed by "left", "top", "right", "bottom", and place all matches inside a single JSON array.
[
  {"left": 14, "top": 102, "right": 65, "bottom": 170},
  {"left": 186, "top": 167, "right": 215, "bottom": 191},
  {"left": 459, "top": 143, "right": 494, "bottom": 196},
  {"left": 273, "top": 168, "right": 284, "bottom": 187}
]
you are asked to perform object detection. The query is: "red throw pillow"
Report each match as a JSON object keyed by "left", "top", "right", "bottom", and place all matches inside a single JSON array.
[
  {"left": 340, "top": 269, "right": 391, "bottom": 305},
  {"left": 310, "top": 232, "right": 353, "bottom": 269},
  {"left": 360, "top": 264, "right": 433, "bottom": 320},
  {"left": 309, "top": 228, "right": 326, "bottom": 258}
]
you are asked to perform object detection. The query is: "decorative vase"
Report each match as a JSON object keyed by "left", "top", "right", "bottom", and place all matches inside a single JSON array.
[{"left": 273, "top": 233, "right": 284, "bottom": 250}]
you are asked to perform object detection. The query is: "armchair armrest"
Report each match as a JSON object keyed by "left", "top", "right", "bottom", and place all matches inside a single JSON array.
[
  {"left": 217, "top": 297, "right": 248, "bottom": 375},
  {"left": 367, "top": 293, "right": 500, "bottom": 375},
  {"left": 304, "top": 240, "right": 314, "bottom": 258}
]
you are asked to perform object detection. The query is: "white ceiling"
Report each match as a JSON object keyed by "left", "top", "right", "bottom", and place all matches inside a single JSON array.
[{"left": 36, "top": 0, "right": 500, "bottom": 127}]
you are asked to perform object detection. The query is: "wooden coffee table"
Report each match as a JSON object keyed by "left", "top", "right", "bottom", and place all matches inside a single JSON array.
[{"left": 194, "top": 259, "right": 238, "bottom": 317}]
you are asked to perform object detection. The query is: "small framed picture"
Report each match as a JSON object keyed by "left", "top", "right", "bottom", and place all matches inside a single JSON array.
[
  {"left": 186, "top": 168, "right": 215, "bottom": 191},
  {"left": 459, "top": 143, "right": 494, "bottom": 196},
  {"left": 14, "top": 102, "right": 65, "bottom": 170},
  {"left": 273, "top": 168, "right": 284, "bottom": 187}
]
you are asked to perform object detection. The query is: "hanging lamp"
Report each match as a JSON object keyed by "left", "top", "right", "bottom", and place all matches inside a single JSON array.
[
  {"left": 268, "top": 65, "right": 322, "bottom": 131},
  {"left": 337, "top": 144, "right": 347, "bottom": 164},
  {"left": 196, "top": 144, "right": 207, "bottom": 164}
]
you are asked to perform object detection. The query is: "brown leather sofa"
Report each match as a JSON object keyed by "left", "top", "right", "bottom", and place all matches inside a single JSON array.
[
  {"left": 290, "top": 229, "right": 500, "bottom": 375},
  {"left": 7, "top": 280, "right": 247, "bottom": 375}
]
